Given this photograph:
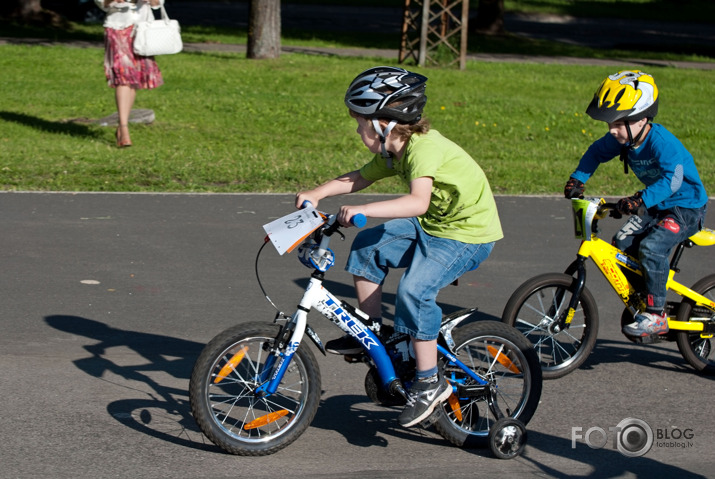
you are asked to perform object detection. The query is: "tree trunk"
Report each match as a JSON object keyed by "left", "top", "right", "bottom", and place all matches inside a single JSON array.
[
  {"left": 247, "top": 0, "right": 281, "bottom": 59},
  {"left": 472, "top": 0, "right": 505, "bottom": 35},
  {"left": 1, "top": 0, "right": 66, "bottom": 27},
  {"left": 18, "top": 0, "right": 42, "bottom": 16},
  {"left": 0, "top": 0, "right": 39, "bottom": 18}
]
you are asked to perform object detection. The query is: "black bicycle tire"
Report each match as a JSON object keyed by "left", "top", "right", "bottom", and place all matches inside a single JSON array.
[
  {"left": 501, "top": 272, "right": 599, "bottom": 379},
  {"left": 675, "top": 274, "right": 715, "bottom": 375},
  {"left": 189, "top": 322, "right": 322, "bottom": 455},
  {"left": 433, "top": 320, "right": 542, "bottom": 448}
]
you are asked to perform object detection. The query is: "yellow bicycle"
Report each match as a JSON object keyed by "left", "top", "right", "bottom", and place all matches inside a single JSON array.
[{"left": 502, "top": 197, "right": 715, "bottom": 379}]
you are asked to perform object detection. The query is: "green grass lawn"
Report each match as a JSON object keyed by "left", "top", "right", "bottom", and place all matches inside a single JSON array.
[
  {"left": 1, "top": 43, "right": 712, "bottom": 195},
  {"left": 0, "top": 0, "right": 713, "bottom": 195}
]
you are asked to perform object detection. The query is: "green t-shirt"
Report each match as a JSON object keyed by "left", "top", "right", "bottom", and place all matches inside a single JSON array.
[{"left": 359, "top": 129, "right": 503, "bottom": 244}]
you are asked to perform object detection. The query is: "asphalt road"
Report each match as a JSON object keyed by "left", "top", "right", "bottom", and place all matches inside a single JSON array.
[{"left": 1, "top": 192, "right": 714, "bottom": 478}]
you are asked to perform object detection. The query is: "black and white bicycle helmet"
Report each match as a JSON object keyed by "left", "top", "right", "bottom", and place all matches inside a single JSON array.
[{"left": 344, "top": 66, "right": 428, "bottom": 123}]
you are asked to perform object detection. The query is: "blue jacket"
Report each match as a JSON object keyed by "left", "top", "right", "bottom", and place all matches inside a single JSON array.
[{"left": 570, "top": 123, "right": 708, "bottom": 210}]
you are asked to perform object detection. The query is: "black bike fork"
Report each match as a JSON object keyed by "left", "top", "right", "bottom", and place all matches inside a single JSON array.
[{"left": 558, "top": 256, "right": 588, "bottom": 330}]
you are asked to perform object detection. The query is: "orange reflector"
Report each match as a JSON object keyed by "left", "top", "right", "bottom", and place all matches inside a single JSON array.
[
  {"left": 487, "top": 345, "right": 521, "bottom": 374},
  {"left": 243, "top": 410, "right": 289, "bottom": 430},
  {"left": 213, "top": 346, "right": 248, "bottom": 384},
  {"left": 447, "top": 393, "right": 462, "bottom": 422}
]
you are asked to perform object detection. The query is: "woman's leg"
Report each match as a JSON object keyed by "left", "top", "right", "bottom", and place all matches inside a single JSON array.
[{"left": 115, "top": 85, "right": 136, "bottom": 146}]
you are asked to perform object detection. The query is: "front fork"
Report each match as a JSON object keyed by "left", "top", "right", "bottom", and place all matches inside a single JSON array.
[
  {"left": 254, "top": 315, "right": 303, "bottom": 397},
  {"left": 559, "top": 256, "right": 588, "bottom": 331}
]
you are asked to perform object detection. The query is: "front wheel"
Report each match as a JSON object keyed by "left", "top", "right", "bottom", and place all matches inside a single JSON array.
[
  {"left": 434, "top": 320, "right": 542, "bottom": 448},
  {"left": 189, "top": 322, "right": 322, "bottom": 456},
  {"left": 502, "top": 273, "right": 599, "bottom": 379},
  {"left": 675, "top": 274, "right": 715, "bottom": 375}
]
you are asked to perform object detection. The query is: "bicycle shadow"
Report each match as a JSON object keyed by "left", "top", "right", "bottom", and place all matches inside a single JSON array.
[
  {"left": 43, "top": 309, "right": 504, "bottom": 456},
  {"left": 309, "top": 394, "right": 494, "bottom": 457},
  {"left": 44, "top": 314, "right": 218, "bottom": 451},
  {"left": 522, "top": 430, "right": 707, "bottom": 478},
  {"left": 578, "top": 337, "right": 698, "bottom": 375},
  {"left": 309, "top": 396, "right": 709, "bottom": 475}
]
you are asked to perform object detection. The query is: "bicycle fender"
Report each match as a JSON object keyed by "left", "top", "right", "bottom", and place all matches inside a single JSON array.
[
  {"left": 690, "top": 228, "right": 715, "bottom": 247},
  {"left": 440, "top": 308, "right": 477, "bottom": 351},
  {"left": 305, "top": 324, "right": 326, "bottom": 356}
]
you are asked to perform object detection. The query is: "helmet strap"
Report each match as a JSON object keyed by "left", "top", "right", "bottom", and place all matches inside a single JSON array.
[
  {"left": 620, "top": 121, "right": 636, "bottom": 175},
  {"left": 621, "top": 119, "right": 650, "bottom": 174},
  {"left": 372, "top": 119, "right": 398, "bottom": 163},
  {"left": 630, "top": 119, "right": 649, "bottom": 147}
]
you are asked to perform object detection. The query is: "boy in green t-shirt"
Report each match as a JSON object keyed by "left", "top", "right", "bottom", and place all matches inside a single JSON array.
[{"left": 296, "top": 66, "right": 503, "bottom": 428}]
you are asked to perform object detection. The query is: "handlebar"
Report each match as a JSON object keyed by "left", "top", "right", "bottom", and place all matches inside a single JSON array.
[
  {"left": 301, "top": 201, "right": 367, "bottom": 228},
  {"left": 600, "top": 202, "right": 622, "bottom": 219},
  {"left": 351, "top": 214, "right": 367, "bottom": 228},
  {"left": 571, "top": 197, "right": 625, "bottom": 241}
]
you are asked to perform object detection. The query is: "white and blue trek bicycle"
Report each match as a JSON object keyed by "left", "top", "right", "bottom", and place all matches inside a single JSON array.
[{"left": 189, "top": 206, "right": 542, "bottom": 459}]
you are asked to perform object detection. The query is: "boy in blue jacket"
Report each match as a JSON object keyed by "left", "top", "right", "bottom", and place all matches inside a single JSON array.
[{"left": 564, "top": 70, "right": 708, "bottom": 338}]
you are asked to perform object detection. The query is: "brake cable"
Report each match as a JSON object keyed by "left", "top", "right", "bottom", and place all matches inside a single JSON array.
[{"left": 255, "top": 237, "right": 282, "bottom": 314}]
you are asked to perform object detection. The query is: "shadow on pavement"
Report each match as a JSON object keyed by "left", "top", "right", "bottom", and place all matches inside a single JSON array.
[
  {"left": 44, "top": 315, "right": 216, "bottom": 451},
  {"left": 521, "top": 430, "right": 707, "bottom": 478}
]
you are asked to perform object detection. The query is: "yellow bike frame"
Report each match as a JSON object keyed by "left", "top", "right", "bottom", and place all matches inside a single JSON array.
[{"left": 571, "top": 198, "right": 715, "bottom": 336}]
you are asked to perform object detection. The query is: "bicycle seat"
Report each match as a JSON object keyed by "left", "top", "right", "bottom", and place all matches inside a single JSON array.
[{"left": 689, "top": 228, "right": 715, "bottom": 246}]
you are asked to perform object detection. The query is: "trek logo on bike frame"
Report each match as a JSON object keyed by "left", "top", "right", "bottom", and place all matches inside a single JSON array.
[{"left": 321, "top": 297, "right": 379, "bottom": 350}]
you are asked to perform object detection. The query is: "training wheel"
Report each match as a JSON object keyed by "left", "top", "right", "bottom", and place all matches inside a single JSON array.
[{"left": 489, "top": 417, "right": 527, "bottom": 459}]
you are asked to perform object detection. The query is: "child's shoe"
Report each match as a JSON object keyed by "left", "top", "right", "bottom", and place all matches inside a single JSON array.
[
  {"left": 622, "top": 311, "right": 669, "bottom": 337},
  {"left": 398, "top": 374, "right": 452, "bottom": 428}
]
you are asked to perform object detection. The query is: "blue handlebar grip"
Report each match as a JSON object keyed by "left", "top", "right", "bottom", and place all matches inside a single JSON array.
[
  {"left": 351, "top": 214, "right": 367, "bottom": 228},
  {"left": 301, "top": 200, "right": 313, "bottom": 209}
]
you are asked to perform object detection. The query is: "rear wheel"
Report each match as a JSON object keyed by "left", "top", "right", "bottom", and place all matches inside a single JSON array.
[
  {"left": 502, "top": 273, "right": 599, "bottom": 379},
  {"left": 675, "top": 274, "right": 715, "bottom": 375},
  {"left": 434, "top": 320, "right": 542, "bottom": 448}
]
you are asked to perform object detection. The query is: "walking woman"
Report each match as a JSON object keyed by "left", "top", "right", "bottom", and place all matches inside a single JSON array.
[{"left": 94, "top": 0, "right": 164, "bottom": 147}]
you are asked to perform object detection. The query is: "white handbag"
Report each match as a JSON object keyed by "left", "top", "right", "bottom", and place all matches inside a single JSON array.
[{"left": 133, "top": 3, "right": 183, "bottom": 56}]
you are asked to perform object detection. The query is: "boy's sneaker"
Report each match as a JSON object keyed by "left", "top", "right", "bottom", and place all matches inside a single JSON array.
[
  {"left": 325, "top": 335, "right": 363, "bottom": 355},
  {"left": 622, "top": 311, "right": 669, "bottom": 337},
  {"left": 398, "top": 376, "right": 452, "bottom": 428}
]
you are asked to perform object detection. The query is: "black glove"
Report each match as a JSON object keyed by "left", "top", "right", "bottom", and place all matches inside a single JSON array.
[
  {"left": 564, "top": 178, "right": 585, "bottom": 199},
  {"left": 616, "top": 192, "right": 644, "bottom": 215}
]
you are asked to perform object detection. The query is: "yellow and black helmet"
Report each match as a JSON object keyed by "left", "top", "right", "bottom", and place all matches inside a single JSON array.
[{"left": 586, "top": 70, "right": 658, "bottom": 123}]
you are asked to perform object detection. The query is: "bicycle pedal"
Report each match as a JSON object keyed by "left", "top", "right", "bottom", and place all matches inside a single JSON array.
[
  {"left": 343, "top": 353, "right": 366, "bottom": 363},
  {"left": 633, "top": 334, "right": 659, "bottom": 345},
  {"left": 419, "top": 409, "right": 441, "bottom": 428}
]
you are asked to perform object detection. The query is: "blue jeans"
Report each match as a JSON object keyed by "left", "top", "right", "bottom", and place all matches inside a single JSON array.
[
  {"left": 346, "top": 217, "right": 495, "bottom": 340},
  {"left": 613, "top": 204, "right": 707, "bottom": 312}
]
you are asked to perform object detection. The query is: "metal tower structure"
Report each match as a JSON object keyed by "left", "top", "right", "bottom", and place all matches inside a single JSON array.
[{"left": 399, "top": 0, "right": 470, "bottom": 69}]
